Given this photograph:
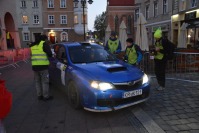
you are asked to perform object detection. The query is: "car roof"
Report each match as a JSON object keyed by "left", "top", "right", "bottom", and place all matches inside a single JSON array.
[{"left": 58, "top": 42, "right": 101, "bottom": 48}]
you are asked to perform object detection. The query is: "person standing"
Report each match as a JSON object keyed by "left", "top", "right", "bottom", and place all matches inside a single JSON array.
[
  {"left": 152, "top": 28, "right": 167, "bottom": 91},
  {"left": 30, "top": 35, "right": 53, "bottom": 100},
  {"left": 105, "top": 31, "right": 121, "bottom": 54},
  {"left": 6, "top": 30, "right": 12, "bottom": 48},
  {"left": 124, "top": 38, "right": 143, "bottom": 66}
]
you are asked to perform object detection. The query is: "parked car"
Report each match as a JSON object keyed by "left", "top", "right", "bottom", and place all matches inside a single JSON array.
[{"left": 49, "top": 42, "right": 150, "bottom": 112}]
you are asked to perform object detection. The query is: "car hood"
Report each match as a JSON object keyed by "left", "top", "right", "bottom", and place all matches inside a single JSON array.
[{"left": 73, "top": 61, "right": 143, "bottom": 83}]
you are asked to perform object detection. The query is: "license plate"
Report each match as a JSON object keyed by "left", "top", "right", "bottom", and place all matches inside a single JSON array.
[{"left": 123, "top": 89, "right": 142, "bottom": 98}]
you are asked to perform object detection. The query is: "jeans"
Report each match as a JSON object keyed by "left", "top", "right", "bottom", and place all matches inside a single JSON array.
[{"left": 34, "top": 70, "right": 50, "bottom": 98}]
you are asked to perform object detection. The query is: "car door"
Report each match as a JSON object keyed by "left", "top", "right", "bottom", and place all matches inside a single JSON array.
[{"left": 55, "top": 46, "right": 69, "bottom": 87}]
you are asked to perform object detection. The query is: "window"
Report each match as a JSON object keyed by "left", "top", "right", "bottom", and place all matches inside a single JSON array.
[
  {"left": 60, "top": 0, "right": 66, "bottom": 8},
  {"left": 163, "top": 0, "right": 168, "bottom": 14},
  {"left": 23, "top": 32, "right": 30, "bottom": 41},
  {"left": 114, "top": 15, "right": 119, "bottom": 33},
  {"left": 74, "top": 15, "right": 78, "bottom": 24},
  {"left": 191, "top": 0, "right": 197, "bottom": 8},
  {"left": 154, "top": 1, "right": 158, "bottom": 17},
  {"left": 135, "top": 9, "right": 139, "bottom": 22},
  {"left": 48, "top": 0, "right": 54, "bottom": 8},
  {"left": 127, "top": 16, "right": 131, "bottom": 34},
  {"left": 74, "top": 2, "right": 78, "bottom": 8},
  {"left": 21, "top": 1, "right": 26, "bottom": 8},
  {"left": 60, "top": 15, "right": 67, "bottom": 24},
  {"left": 61, "top": 32, "right": 68, "bottom": 42},
  {"left": 81, "top": 14, "right": 87, "bottom": 24},
  {"left": 145, "top": 5, "right": 149, "bottom": 20},
  {"left": 48, "top": 15, "right": 55, "bottom": 24},
  {"left": 33, "top": 0, "right": 38, "bottom": 8},
  {"left": 33, "top": 15, "right": 39, "bottom": 24},
  {"left": 22, "top": 15, "right": 28, "bottom": 24},
  {"left": 179, "top": 0, "right": 186, "bottom": 11}
]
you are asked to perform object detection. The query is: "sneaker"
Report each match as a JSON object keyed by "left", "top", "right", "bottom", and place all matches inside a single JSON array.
[
  {"left": 38, "top": 96, "right": 43, "bottom": 100},
  {"left": 43, "top": 96, "right": 53, "bottom": 101}
]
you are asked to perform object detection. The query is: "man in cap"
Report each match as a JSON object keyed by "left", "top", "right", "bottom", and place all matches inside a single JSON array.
[
  {"left": 105, "top": 31, "right": 121, "bottom": 54},
  {"left": 152, "top": 28, "right": 167, "bottom": 91},
  {"left": 124, "top": 38, "right": 143, "bottom": 65}
]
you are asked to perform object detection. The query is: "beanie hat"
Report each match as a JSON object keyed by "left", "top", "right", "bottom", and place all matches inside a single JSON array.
[
  {"left": 126, "top": 38, "right": 134, "bottom": 43},
  {"left": 154, "top": 28, "right": 162, "bottom": 38},
  {"left": 110, "top": 31, "right": 116, "bottom": 36}
]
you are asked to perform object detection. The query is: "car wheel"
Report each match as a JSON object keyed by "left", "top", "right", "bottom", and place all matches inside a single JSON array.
[{"left": 67, "top": 81, "right": 81, "bottom": 109}]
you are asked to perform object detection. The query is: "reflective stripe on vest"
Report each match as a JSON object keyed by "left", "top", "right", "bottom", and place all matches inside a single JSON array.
[
  {"left": 125, "top": 45, "right": 137, "bottom": 65},
  {"left": 154, "top": 41, "right": 164, "bottom": 60},
  {"left": 108, "top": 39, "right": 119, "bottom": 54},
  {"left": 31, "top": 41, "right": 50, "bottom": 66}
]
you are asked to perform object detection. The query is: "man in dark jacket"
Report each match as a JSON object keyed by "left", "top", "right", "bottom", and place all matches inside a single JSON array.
[{"left": 30, "top": 35, "right": 53, "bottom": 101}]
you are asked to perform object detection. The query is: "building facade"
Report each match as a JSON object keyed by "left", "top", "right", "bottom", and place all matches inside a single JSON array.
[
  {"left": 42, "top": 0, "right": 88, "bottom": 43},
  {"left": 171, "top": 0, "right": 199, "bottom": 48},
  {"left": 17, "top": 0, "right": 44, "bottom": 48},
  {"left": 0, "top": 0, "right": 20, "bottom": 50},
  {"left": 134, "top": 0, "right": 173, "bottom": 46},
  {"left": 106, "top": 0, "right": 135, "bottom": 38}
]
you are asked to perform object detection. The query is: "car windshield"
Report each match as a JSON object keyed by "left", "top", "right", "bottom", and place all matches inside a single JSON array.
[{"left": 69, "top": 45, "right": 117, "bottom": 64}]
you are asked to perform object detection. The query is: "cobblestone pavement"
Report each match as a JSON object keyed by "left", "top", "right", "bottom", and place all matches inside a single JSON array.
[{"left": 0, "top": 62, "right": 199, "bottom": 133}]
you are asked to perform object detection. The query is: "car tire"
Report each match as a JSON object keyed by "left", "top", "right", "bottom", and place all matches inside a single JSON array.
[{"left": 67, "top": 81, "right": 81, "bottom": 109}]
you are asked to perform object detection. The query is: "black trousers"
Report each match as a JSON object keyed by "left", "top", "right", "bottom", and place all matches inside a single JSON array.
[{"left": 154, "top": 59, "right": 167, "bottom": 87}]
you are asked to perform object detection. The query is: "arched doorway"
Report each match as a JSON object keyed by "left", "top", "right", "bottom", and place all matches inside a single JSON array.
[
  {"left": 4, "top": 12, "right": 16, "bottom": 49},
  {"left": 49, "top": 33, "right": 55, "bottom": 44},
  {"left": 60, "top": 32, "right": 68, "bottom": 42}
]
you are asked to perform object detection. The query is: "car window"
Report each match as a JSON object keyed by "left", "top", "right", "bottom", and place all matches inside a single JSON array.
[
  {"left": 57, "top": 46, "right": 68, "bottom": 64},
  {"left": 68, "top": 45, "right": 116, "bottom": 64}
]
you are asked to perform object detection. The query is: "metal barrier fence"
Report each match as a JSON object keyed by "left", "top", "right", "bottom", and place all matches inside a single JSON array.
[
  {"left": 0, "top": 48, "right": 30, "bottom": 69},
  {"left": 139, "top": 52, "right": 199, "bottom": 83}
]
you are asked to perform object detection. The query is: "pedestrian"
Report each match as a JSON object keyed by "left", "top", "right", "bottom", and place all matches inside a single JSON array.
[
  {"left": 123, "top": 38, "right": 143, "bottom": 66},
  {"left": 105, "top": 31, "right": 121, "bottom": 54},
  {"left": 30, "top": 34, "right": 53, "bottom": 101},
  {"left": 152, "top": 28, "right": 167, "bottom": 91}
]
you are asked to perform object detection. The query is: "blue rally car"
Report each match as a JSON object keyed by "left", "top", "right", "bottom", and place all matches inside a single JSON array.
[{"left": 49, "top": 42, "right": 150, "bottom": 112}]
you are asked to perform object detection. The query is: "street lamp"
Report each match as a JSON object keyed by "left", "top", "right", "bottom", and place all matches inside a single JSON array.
[{"left": 73, "top": 0, "right": 93, "bottom": 41}]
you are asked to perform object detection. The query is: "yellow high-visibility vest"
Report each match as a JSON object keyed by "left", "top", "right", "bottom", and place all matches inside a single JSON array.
[
  {"left": 6, "top": 32, "right": 10, "bottom": 39},
  {"left": 31, "top": 41, "right": 50, "bottom": 66}
]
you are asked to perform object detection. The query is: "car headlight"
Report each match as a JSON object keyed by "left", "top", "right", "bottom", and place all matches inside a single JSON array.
[
  {"left": 90, "top": 81, "right": 114, "bottom": 91},
  {"left": 142, "top": 73, "right": 149, "bottom": 84}
]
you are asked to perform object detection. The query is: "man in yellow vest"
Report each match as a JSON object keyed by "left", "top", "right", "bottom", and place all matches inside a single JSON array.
[
  {"left": 6, "top": 30, "right": 12, "bottom": 48},
  {"left": 30, "top": 35, "right": 53, "bottom": 101},
  {"left": 105, "top": 31, "right": 121, "bottom": 54},
  {"left": 124, "top": 38, "right": 143, "bottom": 65},
  {"left": 152, "top": 28, "right": 167, "bottom": 91}
]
